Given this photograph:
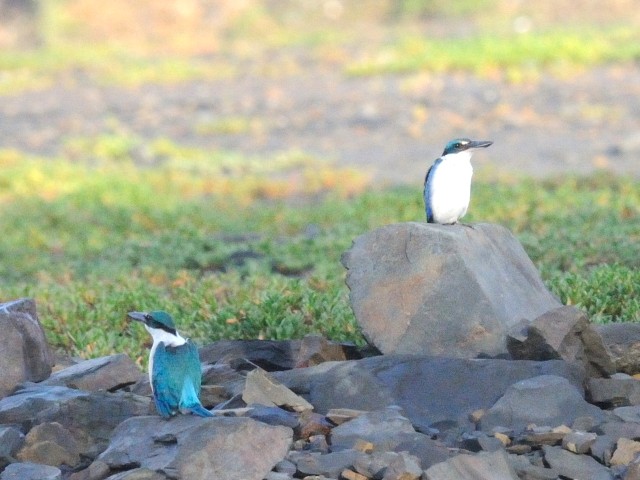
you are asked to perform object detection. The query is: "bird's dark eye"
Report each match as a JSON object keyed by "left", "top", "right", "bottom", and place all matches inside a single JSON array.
[
  {"left": 455, "top": 143, "right": 462, "bottom": 148},
  {"left": 144, "top": 313, "right": 153, "bottom": 321}
]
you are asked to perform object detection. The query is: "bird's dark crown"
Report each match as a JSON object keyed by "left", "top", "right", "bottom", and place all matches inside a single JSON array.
[
  {"left": 128, "top": 310, "right": 177, "bottom": 335},
  {"left": 442, "top": 138, "right": 492, "bottom": 156}
]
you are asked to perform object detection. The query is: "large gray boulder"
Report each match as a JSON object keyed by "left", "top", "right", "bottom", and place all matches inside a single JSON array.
[
  {"left": 0, "top": 298, "right": 53, "bottom": 398},
  {"left": 341, "top": 222, "right": 561, "bottom": 358},
  {"left": 97, "top": 415, "right": 293, "bottom": 480},
  {"left": 275, "top": 354, "right": 585, "bottom": 433}
]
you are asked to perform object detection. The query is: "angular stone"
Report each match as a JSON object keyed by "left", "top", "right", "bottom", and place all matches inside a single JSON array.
[
  {"left": 0, "top": 298, "right": 53, "bottom": 398},
  {"left": 264, "top": 473, "right": 293, "bottom": 480},
  {"left": 542, "top": 445, "right": 612, "bottom": 480},
  {"left": 68, "top": 460, "right": 111, "bottom": 480},
  {"left": 354, "top": 451, "right": 402, "bottom": 479},
  {"left": 246, "top": 405, "right": 300, "bottom": 429},
  {"left": 341, "top": 469, "right": 367, "bottom": 480},
  {"left": 507, "top": 454, "right": 558, "bottom": 480},
  {"left": 591, "top": 435, "right": 616, "bottom": 465},
  {"left": 424, "top": 449, "right": 519, "bottom": 480},
  {"left": 17, "top": 422, "right": 81, "bottom": 467},
  {"left": 596, "top": 323, "right": 640, "bottom": 375},
  {"left": 382, "top": 451, "right": 422, "bottom": 480},
  {"left": 0, "top": 462, "right": 62, "bottom": 480},
  {"left": 297, "top": 411, "right": 332, "bottom": 439},
  {"left": 326, "top": 408, "right": 366, "bottom": 425},
  {"left": 597, "top": 421, "right": 640, "bottom": 443},
  {"left": 507, "top": 306, "right": 615, "bottom": 377},
  {"left": 341, "top": 222, "right": 561, "bottom": 358},
  {"left": 613, "top": 406, "right": 640, "bottom": 423},
  {"left": 98, "top": 415, "right": 292, "bottom": 480},
  {"left": 611, "top": 438, "right": 640, "bottom": 466},
  {"left": 0, "top": 426, "right": 25, "bottom": 458},
  {"left": 588, "top": 377, "right": 640, "bottom": 408},
  {"left": 330, "top": 407, "right": 452, "bottom": 469},
  {"left": 480, "top": 375, "right": 605, "bottom": 433},
  {"left": 295, "top": 450, "right": 365, "bottom": 478},
  {"left": 243, "top": 367, "right": 313, "bottom": 412},
  {"left": 275, "top": 354, "right": 586, "bottom": 433},
  {"left": 41, "top": 354, "right": 142, "bottom": 392},
  {"left": 562, "top": 431, "right": 597, "bottom": 454},
  {"left": 105, "top": 469, "right": 167, "bottom": 480},
  {"left": 296, "top": 334, "right": 355, "bottom": 368}
]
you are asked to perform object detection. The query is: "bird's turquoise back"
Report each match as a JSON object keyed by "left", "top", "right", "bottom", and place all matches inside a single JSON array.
[{"left": 151, "top": 340, "right": 203, "bottom": 417}]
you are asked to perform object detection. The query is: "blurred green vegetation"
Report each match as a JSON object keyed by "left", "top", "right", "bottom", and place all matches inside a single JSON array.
[
  {"left": 1, "top": 0, "right": 639, "bottom": 94},
  {"left": 0, "top": 146, "right": 638, "bottom": 363}
]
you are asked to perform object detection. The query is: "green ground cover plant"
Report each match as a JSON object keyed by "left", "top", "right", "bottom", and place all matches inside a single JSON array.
[{"left": 0, "top": 148, "right": 637, "bottom": 364}]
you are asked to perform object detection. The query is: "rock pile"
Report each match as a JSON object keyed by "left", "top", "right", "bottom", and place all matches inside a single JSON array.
[{"left": 1, "top": 223, "right": 639, "bottom": 479}]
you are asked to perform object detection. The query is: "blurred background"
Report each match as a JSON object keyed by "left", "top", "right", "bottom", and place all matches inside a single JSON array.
[
  {"left": 1, "top": 0, "right": 639, "bottom": 360},
  {"left": 2, "top": 0, "right": 640, "bottom": 184}
]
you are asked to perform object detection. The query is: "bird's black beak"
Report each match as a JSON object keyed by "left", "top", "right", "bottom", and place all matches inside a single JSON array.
[
  {"left": 127, "top": 311, "right": 149, "bottom": 325},
  {"left": 469, "top": 140, "right": 493, "bottom": 149}
]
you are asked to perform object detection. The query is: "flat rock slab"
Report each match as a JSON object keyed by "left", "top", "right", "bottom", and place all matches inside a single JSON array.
[
  {"left": 342, "top": 222, "right": 561, "bottom": 358},
  {"left": 0, "top": 462, "right": 62, "bottom": 480},
  {"left": 275, "top": 354, "right": 585, "bottom": 432},
  {"left": 98, "top": 415, "right": 293, "bottom": 480}
]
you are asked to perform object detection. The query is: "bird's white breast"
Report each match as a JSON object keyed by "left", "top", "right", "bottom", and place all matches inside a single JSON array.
[
  {"left": 427, "top": 151, "right": 473, "bottom": 224},
  {"left": 146, "top": 325, "right": 186, "bottom": 390}
]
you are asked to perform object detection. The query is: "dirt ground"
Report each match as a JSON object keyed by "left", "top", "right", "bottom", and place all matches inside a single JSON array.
[{"left": 1, "top": 61, "right": 640, "bottom": 184}]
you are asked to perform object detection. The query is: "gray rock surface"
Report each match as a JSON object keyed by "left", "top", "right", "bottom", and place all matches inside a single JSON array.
[
  {"left": 341, "top": 222, "right": 561, "bottom": 358},
  {"left": 98, "top": 415, "right": 293, "bottom": 480},
  {"left": 41, "top": 354, "right": 142, "bottom": 391},
  {"left": 0, "top": 462, "right": 62, "bottom": 480},
  {"left": 588, "top": 375, "right": 640, "bottom": 407},
  {"left": 596, "top": 323, "right": 640, "bottom": 375},
  {"left": 424, "top": 449, "right": 519, "bottom": 480},
  {"left": 542, "top": 445, "right": 613, "bottom": 480},
  {"left": 480, "top": 375, "right": 605, "bottom": 432},
  {"left": 0, "top": 384, "right": 151, "bottom": 456},
  {"left": 275, "top": 354, "right": 586, "bottom": 432},
  {"left": 507, "top": 305, "right": 615, "bottom": 377},
  {"left": 0, "top": 298, "right": 53, "bottom": 398},
  {"left": 104, "top": 469, "right": 167, "bottom": 480},
  {"left": 329, "top": 407, "right": 453, "bottom": 469},
  {"left": 292, "top": 450, "right": 365, "bottom": 478},
  {"left": 0, "top": 427, "right": 24, "bottom": 459},
  {"left": 17, "top": 422, "right": 81, "bottom": 467}
]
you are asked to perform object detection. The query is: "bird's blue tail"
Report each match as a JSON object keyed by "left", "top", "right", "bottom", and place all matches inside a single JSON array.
[{"left": 189, "top": 404, "right": 214, "bottom": 417}]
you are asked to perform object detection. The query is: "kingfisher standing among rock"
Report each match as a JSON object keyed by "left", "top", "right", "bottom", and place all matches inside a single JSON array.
[
  {"left": 424, "top": 138, "right": 493, "bottom": 224},
  {"left": 128, "top": 310, "right": 213, "bottom": 418}
]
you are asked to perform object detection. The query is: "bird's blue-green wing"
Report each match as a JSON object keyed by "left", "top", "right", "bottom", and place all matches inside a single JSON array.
[
  {"left": 152, "top": 340, "right": 203, "bottom": 417},
  {"left": 424, "top": 157, "right": 442, "bottom": 223}
]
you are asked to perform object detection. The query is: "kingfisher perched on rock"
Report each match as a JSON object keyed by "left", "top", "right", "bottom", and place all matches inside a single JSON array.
[
  {"left": 424, "top": 138, "right": 493, "bottom": 224},
  {"left": 128, "top": 310, "right": 213, "bottom": 418}
]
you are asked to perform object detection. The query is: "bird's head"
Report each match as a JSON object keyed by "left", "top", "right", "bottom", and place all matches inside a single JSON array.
[
  {"left": 442, "top": 138, "right": 493, "bottom": 156},
  {"left": 128, "top": 310, "right": 177, "bottom": 337}
]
